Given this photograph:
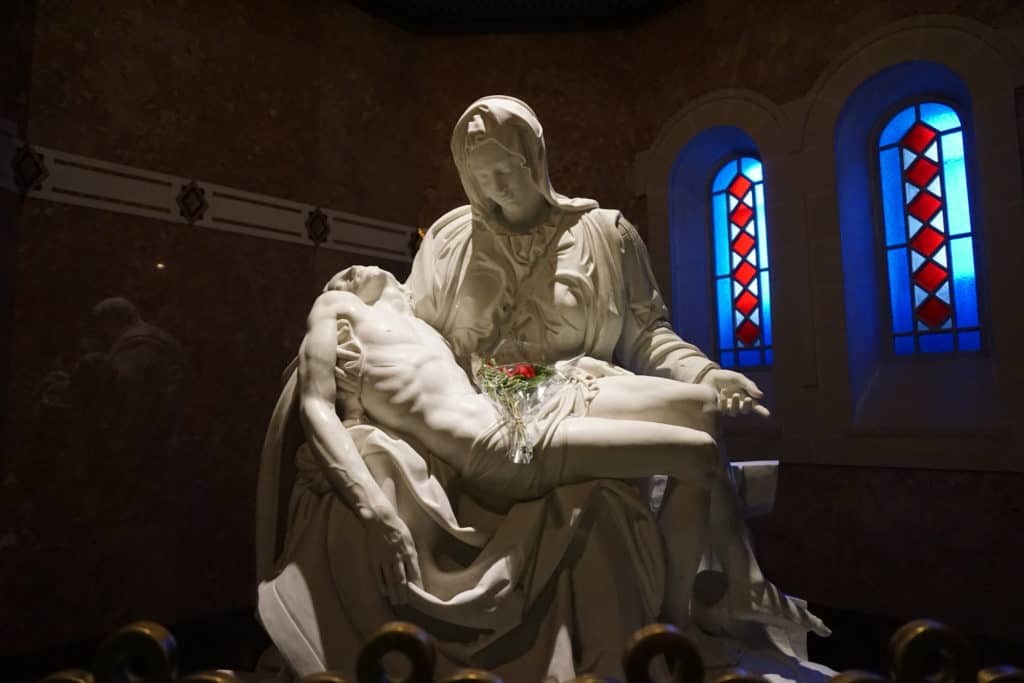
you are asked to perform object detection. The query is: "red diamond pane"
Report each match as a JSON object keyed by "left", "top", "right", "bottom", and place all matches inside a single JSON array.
[
  {"left": 733, "top": 261, "right": 757, "bottom": 286},
  {"left": 736, "top": 319, "right": 760, "bottom": 346},
  {"left": 907, "top": 192, "right": 942, "bottom": 223},
  {"left": 735, "top": 290, "right": 758, "bottom": 316},
  {"left": 904, "top": 157, "right": 939, "bottom": 187},
  {"left": 728, "top": 174, "right": 753, "bottom": 199},
  {"left": 732, "top": 232, "right": 756, "bottom": 257},
  {"left": 912, "top": 261, "right": 948, "bottom": 293},
  {"left": 909, "top": 226, "right": 945, "bottom": 257},
  {"left": 916, "top": 296, "right": 951, "bottom": 328},
  {"left": 730, "top": 203, "right": 754, "bottom": 228},
  {"left": 901, "top": 122, "right": 938, "bottom": 154}
]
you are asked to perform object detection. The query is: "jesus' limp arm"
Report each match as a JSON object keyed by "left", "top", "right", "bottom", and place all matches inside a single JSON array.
[{"left": 298, "top": 292, "right": 394, "bottom": 522}]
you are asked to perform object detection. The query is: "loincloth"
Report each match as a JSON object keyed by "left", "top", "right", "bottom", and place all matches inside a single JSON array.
[{"left": 462, "top": 357, "right": 630, "bottom": 502}]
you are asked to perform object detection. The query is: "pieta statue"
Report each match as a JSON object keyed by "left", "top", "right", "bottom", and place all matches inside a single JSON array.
[{"left": 255, "top": 95, "right": 833, "bottom": 683}]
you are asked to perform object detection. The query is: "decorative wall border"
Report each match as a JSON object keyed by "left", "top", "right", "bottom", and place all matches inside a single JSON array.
[{"left": 0, "top": 125, "right": 415, "bottom": 264}]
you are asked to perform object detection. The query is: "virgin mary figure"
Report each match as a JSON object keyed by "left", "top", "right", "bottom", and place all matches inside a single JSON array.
[{"left": 255, "top": 96, "right": 832, "bottom": 683}]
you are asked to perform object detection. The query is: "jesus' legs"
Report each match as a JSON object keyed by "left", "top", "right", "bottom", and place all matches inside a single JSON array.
[
  {"left": 580, "top": 375, "right": 779, "bottom": 630},
  {"left": 586, "top": 375, "right": 719, "bottom": 432},
  {"left": 548, "top": 417, "right": 717, "bottom": 488}
]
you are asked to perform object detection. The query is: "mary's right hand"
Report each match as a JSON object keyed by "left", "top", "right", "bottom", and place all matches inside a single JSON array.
[{"left": 364, "top": 511, "right": 422, "bottom": 606}]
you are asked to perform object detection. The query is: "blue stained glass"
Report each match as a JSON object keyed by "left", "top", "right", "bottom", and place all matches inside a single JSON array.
[
  {"left": 880, "top": 148, "right": 905, "bottom": 246},
  {"left": 738, "top": 350, "right": 762, "bottom": 367},
  {"left": 713, "top": 193, "right": 730, "bottom": 276},
  {"left": 712, "top": 160, "right": 738, "bottom": 192},
  {"left": 716, "top": 277, "right": 734, "bottom": 350},
  {"left": 760, "top": 270, "right": 773, "bottom": 345},
  {"left": 950, "top": 236, "right": 979, "bottom": 327},
  {"left": 958, "top": 331, "right": 981, "bottom": 351},
  {"left": 876, "top": 101, "right": 978, "bottom": 360},
  {"left": 920, "top": 102, "right": 960, "bottom": 133},
  {"left": 919, "top": 332, "right": 954, "bottom": 353},
  {"left": 711, "top": 156, "right": 771, "bottom": 366},
  {"left": 720, "top": 351, "right": 735, "bottom": 368},
  {"left": 880, "top": 105, "right": 917, "bottom": 146},
  {"left": 895, "top": 335, "right": 915, "bottom": 355},
  {"left": 755, "top": 183, "right": 769, "bottom": 267},
  {"left": 741, "top": 157, "right": 763, "bottom": 182},
  {"left": 887, "top": 248, "right": 912, "bottom": 333},
  {"left": 941, "top": 131, "right": 972, "bottom": 236},
  {"left": 764, "top": 349, "right": 773, "bottom": 365}
]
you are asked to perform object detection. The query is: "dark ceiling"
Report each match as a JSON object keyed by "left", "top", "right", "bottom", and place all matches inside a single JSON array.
[{"left": 348, "top": 0, "right": 683, "bottom": 32}]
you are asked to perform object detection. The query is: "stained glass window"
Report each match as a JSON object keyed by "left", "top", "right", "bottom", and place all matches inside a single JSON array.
[
  {"left": 877, "top": 102, "right": 981, "bottom": 354},
  {"left": 710, "top": 157, "right": 772, "bottom": 368}
]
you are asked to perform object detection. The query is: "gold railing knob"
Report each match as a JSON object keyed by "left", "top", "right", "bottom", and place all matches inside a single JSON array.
[
  {"left": 93, "top": 621, "right": 178, "bottom": 683},
  {"left": 978, "top": 667, "right": 1024, "bottom": 683},
  {"left": 36, "top": 670, "right": 95, "bottom": 683},
  {"left": 828, "top": 670, "right": 891, "bottom": 683},
  {"left": 888, "top": 619, "right": 976, "bottom": 683},
  {"left": 356, "top": 621, "right": 436, "bottom": 683},
  {"left": 710, "top": 669, "right": 772, "bottom": 683},
  {"left": 442, "top": 669, "right": 505, "bottom": 683},
  {"left": 179, "top": 672, "right": 244, "bottom": 683},
  {"left": 297, "top": 673, "right": 351, "bottom": 683},
  {"left": 623, "top": 623, "right": 704, "bottom": 683}
]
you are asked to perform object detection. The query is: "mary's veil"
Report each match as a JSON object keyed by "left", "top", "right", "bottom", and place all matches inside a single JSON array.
[{"left": 450, "top": 96, "right": 598, "bottom": 229}]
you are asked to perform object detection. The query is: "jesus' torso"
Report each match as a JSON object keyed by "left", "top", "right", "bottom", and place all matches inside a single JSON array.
[{"left": 338, "top": 298, "right": 494, "bottom": 457}]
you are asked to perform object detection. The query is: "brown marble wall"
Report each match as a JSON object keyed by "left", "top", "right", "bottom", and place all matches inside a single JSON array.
[
  {"left": 1, "top": 0, "right": 414, "bottom": 655},
  {"left": 412, "top": 1, "right": 1024, "bottom": 238},
  {"left": 4, "top": 0, "right": 1023, "bottom": 658},
  {"left": 751, "top": 465, "right": 1024, "bottom": 642}
]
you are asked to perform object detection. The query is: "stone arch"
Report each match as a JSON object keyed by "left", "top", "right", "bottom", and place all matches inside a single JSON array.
[{"left": 796, "top": 15, "right": 1024, "bottom": 446}]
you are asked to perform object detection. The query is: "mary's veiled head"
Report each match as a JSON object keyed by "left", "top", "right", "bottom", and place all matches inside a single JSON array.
[{"left": 451, "top": 96, "right": 597, "bottom": 230}]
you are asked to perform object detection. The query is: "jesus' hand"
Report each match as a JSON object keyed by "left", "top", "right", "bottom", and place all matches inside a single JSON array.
[
  {"left": 699, "top": 368, "right": 770, "bottom": 418},
  {"left": 365, "top": 510, "right": 422, "bottom": 606}
]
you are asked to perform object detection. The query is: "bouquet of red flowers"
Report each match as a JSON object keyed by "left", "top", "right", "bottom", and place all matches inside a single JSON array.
[{"left": 471, "top": 342, "right": 565, "bottom": 464}]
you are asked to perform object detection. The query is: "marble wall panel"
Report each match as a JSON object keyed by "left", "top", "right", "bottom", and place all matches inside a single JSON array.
[{"left": 750, "top": 464, "right": 1024, "bottom": 642}]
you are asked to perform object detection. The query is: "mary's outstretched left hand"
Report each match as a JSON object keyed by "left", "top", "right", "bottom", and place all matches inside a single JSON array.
[{"left": 700, "top": 368, "right": 770, "bottom": 417}]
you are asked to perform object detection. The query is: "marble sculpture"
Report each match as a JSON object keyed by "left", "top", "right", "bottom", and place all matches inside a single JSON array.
[{"left": 255, "top": 95, "right": 834, "bottom": 683}]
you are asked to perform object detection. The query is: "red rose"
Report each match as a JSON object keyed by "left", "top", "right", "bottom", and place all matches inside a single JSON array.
[{"left": 513, "top": 363, "right": 536, "bottom": 379}]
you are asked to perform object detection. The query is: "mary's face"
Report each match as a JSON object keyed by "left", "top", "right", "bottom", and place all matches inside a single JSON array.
[{"left": 467, "top": 140, "right": 542, "bottom": 214}]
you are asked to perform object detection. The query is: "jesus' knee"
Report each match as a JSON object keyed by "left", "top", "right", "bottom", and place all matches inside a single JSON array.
[
  {"left": 664, "top": 428, "right": 718, "bottom": 486},
  {"left": 665, "top": 383, "right": 719, "bottom": 434}
]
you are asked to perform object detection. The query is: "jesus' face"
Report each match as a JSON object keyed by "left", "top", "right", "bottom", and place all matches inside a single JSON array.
[{"left": 332, "top": 265, "right": 393, "bottom": 304}]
